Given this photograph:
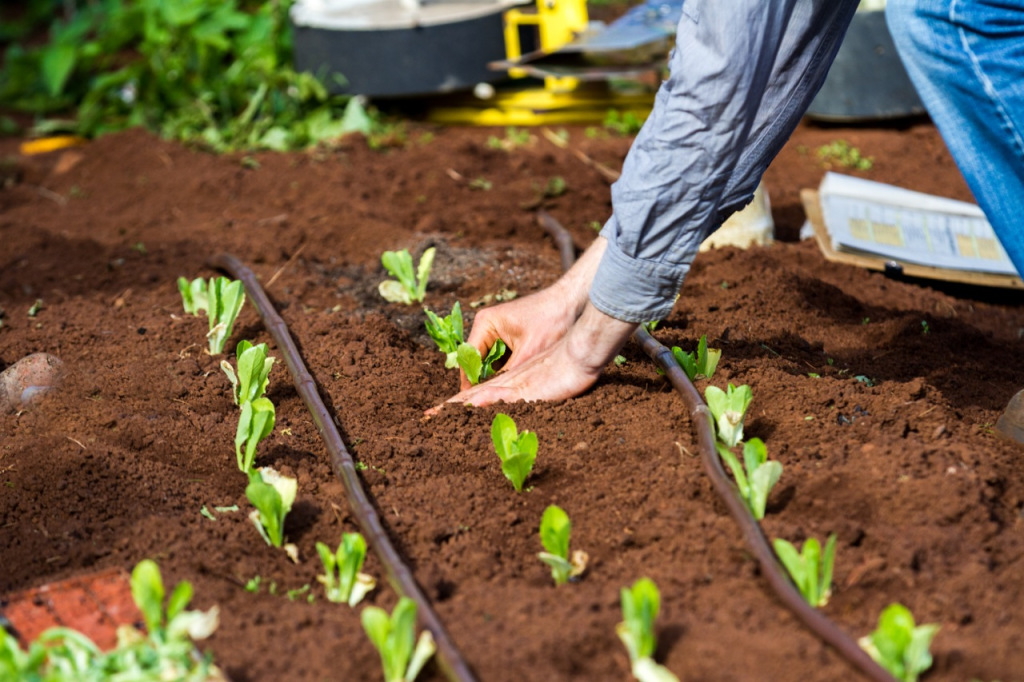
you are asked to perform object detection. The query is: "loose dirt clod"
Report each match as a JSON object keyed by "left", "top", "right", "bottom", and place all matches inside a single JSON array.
[{"left": 0, "top": 353, "right": 63, "bottom": 413}]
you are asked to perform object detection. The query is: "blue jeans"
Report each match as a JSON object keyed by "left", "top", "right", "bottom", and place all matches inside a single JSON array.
[{"left": 888, "top": 0, "right": 1024, "bottom": 278}]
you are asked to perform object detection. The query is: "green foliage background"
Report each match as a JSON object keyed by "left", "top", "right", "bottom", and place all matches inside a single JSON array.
[{"left": 0, "top": 0, "right": 373, "bottom": 151}]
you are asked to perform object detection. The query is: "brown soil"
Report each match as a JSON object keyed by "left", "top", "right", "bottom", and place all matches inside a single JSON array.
[{"left": 2, "top": 116, "right": 1024, "bottom": 682}]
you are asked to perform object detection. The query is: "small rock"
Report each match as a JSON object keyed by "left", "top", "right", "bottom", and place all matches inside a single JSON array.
[{"left": 0, "top": 353, "right": 63, "bottom": 413}]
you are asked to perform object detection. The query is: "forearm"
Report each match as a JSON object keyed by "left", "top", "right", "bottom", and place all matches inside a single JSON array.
[
  {"left": 592, "top": 0, "right": 859, "bottom": 324},
  {"left": 549, "top": 236, "right": 607, "bottom": 319}
]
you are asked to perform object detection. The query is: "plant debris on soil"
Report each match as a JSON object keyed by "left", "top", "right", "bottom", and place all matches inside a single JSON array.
[{"left": 2, "top": 117, "right": 1024, "bottom": 682}]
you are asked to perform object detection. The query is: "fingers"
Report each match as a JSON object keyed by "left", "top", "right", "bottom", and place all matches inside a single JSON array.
[
  {"left": 464, "top": 307, "right": 505, "bottom": 356},
  {"left": 425, "top": 382, "right": 519, "bottom": 415}
]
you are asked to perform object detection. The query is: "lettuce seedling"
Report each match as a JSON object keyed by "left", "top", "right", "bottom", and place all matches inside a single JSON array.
[
  {"left": 859, "top": 603, "right": 939, "bottom": 682},
  {"left": 457, "top": 339, "right": 506, "bottom": 385},
  {"left": 671, "top": 334, "right": 721, "bottom": 381},
  {"left": 221, "top": 340, "right": 275, "bottom": 406},
  {"left": 177, "top": 276, "right": 246, "bottom": 354},
  {"left": 715, "top": 438, "right": 782, "bottom": 520},
  {"left": 0, "top": 559, "right": 219, "bottom": 681},
  {"left": 235, "top": 396, "right": 276, "bottom": 473},
  {"left": 131, "top": 559, "right": 219, "bottom": 645},
  {"left": 424, "top": 303, "right": 506, "bottom": 381},
  {"left": 491, "top": 413, "right": 537, "bottom": 492},
  {"left": 316, "top": 532, "right": 377, "bottom": 606},
  {"left": 246, "top": 466, "right": 296, "bottom": 550},
  {"left": 705, "top": 383, "right": 753, "bottom": 447},
  {"left": 424, "top": 302, "right": 464, "bottom": 369},
  {"left": 616, "top": 578, "right": 679, "bottom": 682},
  {"left": 773, "top": 534, "right": 837, "bottom": 607},
  {"left": 537, "top": 505, "right": 588, "bottom": 586},
  {"left": 379, "top": 247, "right": 435, "bottom": 304},
  {"left": 362, "top": 597, "right": 436, "bottom": 682}
]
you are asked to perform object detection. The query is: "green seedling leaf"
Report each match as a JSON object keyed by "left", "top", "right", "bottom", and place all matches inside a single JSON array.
[
  {"left": 130, "top": 559, "right": 219, "bottom": 644},
  {"left": 616, "top": 577, "right": 677, "bottom": 681},
  {"left": 2, "top": 558, "right": 218, "bottom": 679},
  {"left": 491, "top": 413, "right": 537, "bottom": 492},
  {"left": 379, "top": 247, "right": 435, "bottom": 304},
  {"left": 705, "top": 383, "right": 753, "bottom": 447},
  {"left": 316, "top": 532, "right": 377, "bottom": 606},
  {"left": 671, "top": 334, "right": 721, "bottom": 381},
  {"left": 221, "top": 340, "right": 275, "bottom": 406},
  {"left": 361, "top": 597, "right": 436, "bottom": 682},
  {"left": 744, "top": 438, "right": 782, "bottom": 519},
  {"left": 458, "top": 339, "right": 507, "bottom": 385},
  {"left": 246, "top": 466, "right": 296, "bottom": 549},
  {"left": 716, "top": 438, "right": 782, "bottom": 520},
  {"left": 424, "top": 302, "right": 464, "bottom": 369},
  {"left": 207, "top": 277, "right": 246, "bottom": 355},
  {"left": 537, "top": 504, "right": 588, "bottom": 586},
  {"left": 178, "top": 276, "right": 245, "bottom": 354},
  {"left": 131, "top": 558, "right": 166, "bottom": 635},
  {"left": 773, "top": 534, "right": 837, "bottom": 607},
  {"left": 859, "top": 603, "right": 939, "bottom": 682},
  {"left": 178, "top": 276, "right": 209, "bottom": 315},
  {"left": 235, "top": 396, "right": 276, "bottom": 473}
]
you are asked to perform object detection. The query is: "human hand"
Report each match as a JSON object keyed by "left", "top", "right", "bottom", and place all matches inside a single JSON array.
[
  {"left": 431, "top": 302, "right": 637, "bottom": 411},
  {"left": 458, "top": 237, "right": 609, "bottom": 390}
]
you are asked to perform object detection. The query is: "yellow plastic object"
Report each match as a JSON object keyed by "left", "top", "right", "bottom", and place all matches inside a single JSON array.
[
  {"left": 427, "top": 83, "right": 654, "bottom": 126},
  {"left": 19, "top": 136, "right": 86, "bottom": 156},
  {"left": 504, "top": 0, "right": 588, "bottom": 91}
]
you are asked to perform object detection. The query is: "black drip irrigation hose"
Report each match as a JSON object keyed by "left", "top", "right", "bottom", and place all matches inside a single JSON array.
[
  {"left": 211, "top": 253, "right": 477, "bottom": 682},
  {"left": 535, "top": 218, "right": 896, "bottom": 682}
]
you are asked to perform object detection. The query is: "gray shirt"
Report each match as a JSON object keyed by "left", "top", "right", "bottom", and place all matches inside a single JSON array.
[{"left": 591, "top": 0, "right": 860, "bottom": 323}]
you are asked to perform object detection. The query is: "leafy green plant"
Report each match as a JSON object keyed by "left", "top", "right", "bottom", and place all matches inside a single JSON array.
[
  {"left": 671, "top": 335, "right": 721, "bottom": 381},
  {"left": 130, "top": 558, "right": 219, "bottom": 645},
  {"left": 0, "top": 0, "right": 372, "bottom": 151},
  {"left": 604, "top": 109, "right": 645, "bottom": 136},
  {"left": 859, "top": 603, "right": 939, "bottom": 682},
  {"left": 424, "top": 302, "right": 464, "bottom": 369},
  {"left": 773, "top": 534, "right": 837, "bottom": 607},
  {"left": 221, "top": 339, "right": 275, "bottom": 406},
  {"left": 537, "top": 505, "right": 588, "bottom": 586},
  {"left": 379, "top": 247, "right": 435, "bottom": 305},
  {"left": 486, "top": 126, "right": 532, "bottom": 151},
  {"left": 817, "top": 140, "right": 873, "bottom": 170},
  {"left": 491, "top": 413, "right": 537, "bottom": 492},
  {"left": 458, "top": 339, "right": 506, "bottom": 385},
  {"left": 544, "top": 176, "right": 567, "bottom": 198},
  {"left": 715, "top": 438, "right": 782, "bottom": 520},
  {"left": 316, "top": 532, "right": 376, "bottom": 606},
  {"left": 235, "top": 396, "right": 276, "bottom": 473},
  {"left": 246, "top": 466, "right": 296, "bottom": 553},
  {"left": 616, "top": 578, "right": 679, "bottom": 682},
  {"left": 704, "top": 383, "right": 753, "bottom": 447},
  {"left": 178, "top": 276, "right": 246, "bottom": 354},
  {"left": 0, "top": 558, "right": 218, "bottom": 681},
  {"left": 424, "top": 303, "right": 506, "bottom": 383},
  {"left": 361, "top": 597, "right": 436, "bottom": 682}
]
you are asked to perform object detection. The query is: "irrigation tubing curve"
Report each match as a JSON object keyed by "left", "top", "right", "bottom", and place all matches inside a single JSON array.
[
  {"left": 211, "top": 253, "right": 476, "bottom": 682},
  {"left": 536, "top": 217, "right": 896, "bottom": 682}
]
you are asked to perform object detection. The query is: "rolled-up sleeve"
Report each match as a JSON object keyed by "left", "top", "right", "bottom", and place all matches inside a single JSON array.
[{"left": 590, "top": 0, "right": 859, "bottom": 323}]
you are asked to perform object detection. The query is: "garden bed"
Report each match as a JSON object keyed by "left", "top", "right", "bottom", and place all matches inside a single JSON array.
[{"left": 2, "top": 118, "right": 1024, "bottom": 681}]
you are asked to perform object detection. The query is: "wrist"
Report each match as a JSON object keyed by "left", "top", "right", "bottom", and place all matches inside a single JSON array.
[{"left": 564, "top": 301, "right": 637, "bottom": 374}]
